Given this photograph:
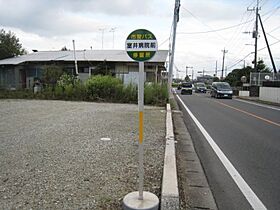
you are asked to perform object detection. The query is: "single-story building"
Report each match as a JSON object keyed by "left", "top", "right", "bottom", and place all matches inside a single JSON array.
[{"left": 0, "top": 49, "right": 168, "bottom": 89}]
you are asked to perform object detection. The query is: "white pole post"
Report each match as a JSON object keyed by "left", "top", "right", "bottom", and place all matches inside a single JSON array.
[
  {"left": 138, "top": 61, "right": 144, "bottom": 200},
  {"left": 72, "top": 40, "right": 79, "bottom": 77}
]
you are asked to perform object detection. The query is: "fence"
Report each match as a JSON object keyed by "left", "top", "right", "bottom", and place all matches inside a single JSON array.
[{"left": 250, "top": 72, "right": 280, "bottom": 86}]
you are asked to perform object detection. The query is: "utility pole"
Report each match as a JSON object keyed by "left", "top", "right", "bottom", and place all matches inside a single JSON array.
[
  {"left": 215, "top": 60, "right": 218, "bottom": 77},
  {"left": 225, "top": 66, "right": 227, "bottom": 77},
  {"left": 192, "top": 68, "right": 194, "bottom": 82},
  {"left": 221, "top": 48, "right": 228, "bottom": 80},
  {"left": 109, "top": 27, "right": 117, "bottom": 49},
  {"left": 186, "top": 66, "right": 193, "bottom": 81},
  {"left": 99, "top": 28, "right": 105, "bottom": 49},
  {"left": 248, "top": 0, "right": 260, "bottom": 71},
  {"left": 168, "top": 0, "right": 180, "bottom": 91}
]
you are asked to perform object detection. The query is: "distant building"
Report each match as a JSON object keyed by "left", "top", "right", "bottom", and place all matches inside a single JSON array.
[
  {"left": 0, "top": 50, "right": 168, "bottom": 89},
  {"left": 196, "top": 75, "right": 213, "bottom": 84}
]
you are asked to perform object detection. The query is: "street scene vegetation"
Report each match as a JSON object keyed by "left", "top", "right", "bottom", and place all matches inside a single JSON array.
[
  {"left": 0, "top": 29, "right": 168, "bottom": 106},
  {"left": 0, "top": 71, "right": 168, "bottom": 106}
]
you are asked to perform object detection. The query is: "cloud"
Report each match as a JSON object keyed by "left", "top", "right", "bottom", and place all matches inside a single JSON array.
[
  {"left": 59, "top": 0, "right": 153, "bottom": 15},
  {"left": 0, "top": 0, "right": 158, "bottom": 36},
  {"left": 181, "top": 0, "right": 242, "bottom": 22}
]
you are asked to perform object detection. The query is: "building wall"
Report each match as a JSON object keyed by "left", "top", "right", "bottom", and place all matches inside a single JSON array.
[
  {"left": 115, "top": 63, "right": 158, "bottom": 85},
  {"left": 0, "top": 67, "right": 16, "bottom": 89},
  {"left": 0, "top": 61, "right": 165, "bottom": 89},
  {"left": 259, "top": 87, "right": 280, "bottom": 103}
]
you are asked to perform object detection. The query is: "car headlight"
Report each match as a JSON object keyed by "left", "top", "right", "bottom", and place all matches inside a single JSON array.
[{"left": 229, "top": 90, "right": 233, "bottom": 94}]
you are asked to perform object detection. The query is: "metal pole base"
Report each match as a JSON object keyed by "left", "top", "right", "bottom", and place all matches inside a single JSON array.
[{"left": 123, "top": 191, "right": 159, "bottom": 210}]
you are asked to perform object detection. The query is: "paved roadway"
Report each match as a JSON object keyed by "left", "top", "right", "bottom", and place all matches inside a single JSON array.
[{"left": 175, "top": 91, "right": 280, "bottom": 210}]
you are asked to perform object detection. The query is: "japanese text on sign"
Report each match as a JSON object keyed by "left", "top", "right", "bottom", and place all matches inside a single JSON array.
[{"left": 129, "top": 33, "right": 154, "bottom": 40}]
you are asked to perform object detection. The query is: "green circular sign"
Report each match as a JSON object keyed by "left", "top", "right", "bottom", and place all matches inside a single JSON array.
[{"left": 125, "top": 29, "right": 158, "bottom": 62}]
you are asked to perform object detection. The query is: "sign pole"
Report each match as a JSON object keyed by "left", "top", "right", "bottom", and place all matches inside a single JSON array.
[
  {"left": 123, "top": 28, "right": 159, "bottom": 210},
  {"left": 138, "top": 61, "right": 144, "bottom": 200}
]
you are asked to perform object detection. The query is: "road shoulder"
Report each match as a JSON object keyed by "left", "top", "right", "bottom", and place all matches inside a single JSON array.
[{"left": 171, "top": 96, "right": 217, "bottom": 210}]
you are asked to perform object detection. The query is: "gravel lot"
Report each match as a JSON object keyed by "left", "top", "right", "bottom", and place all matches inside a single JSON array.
[{"left": 0, "top": 99, "right": 166, "bottom": 210}]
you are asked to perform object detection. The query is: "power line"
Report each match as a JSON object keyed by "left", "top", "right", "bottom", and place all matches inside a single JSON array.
[
  {"left": 228, "top": 40, "right": 280, "bottom": 70},
  {"left": 158, "top": 37, "right": 169, "bottom": 47},
  {"left": 228, "top": 52, "right": 254, "bottom": 69},
  {"left": 181, "top": 6, "right": 226, "bottom": 41},
  {"left": 263, "top": 6, "right": 280, "bottom": 22},
  {"left": 258, "top": 40, "right": 280, "bottom": 51},
  {"left": 177, "top": 19, "right": 254, "bottom": 35},
  {"left": 261, "top": 5, "right": 280, "bottom": 17},
  {"left": 267, "top": 33, "right": 280, "bottom": 41},
  {"left": 269, "top": 25, "right": 280, "bottom": 33},
  {"left": 225, "top": 10, "right": 252, "bottom": 50},
  {"left": 226, "top": 12, "right": 255, "bottom": 55},
  {"left": 248, "top": 0, "right": 257, "bottom": 8}
]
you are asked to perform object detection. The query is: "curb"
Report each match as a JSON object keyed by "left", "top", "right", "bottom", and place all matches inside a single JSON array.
[{"left": 161, "top": 104, "right": 180, "bottom": 210}]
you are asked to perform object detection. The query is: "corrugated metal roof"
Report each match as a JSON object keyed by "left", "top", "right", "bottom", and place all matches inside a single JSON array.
[{"left": 0, "top": 50, "right": 168, "bottom": 65}]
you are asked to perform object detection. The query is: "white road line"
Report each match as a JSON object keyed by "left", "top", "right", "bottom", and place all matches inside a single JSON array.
[
  {"left": 176, "top": 93, "right": 267, "bottom": 210},
  {"left": 234, "top": 98, "right": 280, "bottom": 111}
]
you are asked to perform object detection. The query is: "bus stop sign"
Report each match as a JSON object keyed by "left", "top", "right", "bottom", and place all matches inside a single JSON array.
[{"left": 125, "top": 29, "right": 158, "bottom": 62}]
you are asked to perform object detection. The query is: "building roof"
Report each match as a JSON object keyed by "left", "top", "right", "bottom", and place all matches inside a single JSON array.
[{"left": 0, "top": 50, "right": 168, "bottom": 65}]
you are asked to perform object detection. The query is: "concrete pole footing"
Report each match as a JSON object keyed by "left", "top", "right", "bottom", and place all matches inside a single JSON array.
[{"left": 123, "top": 191, "right": 159, "bottom": 210}]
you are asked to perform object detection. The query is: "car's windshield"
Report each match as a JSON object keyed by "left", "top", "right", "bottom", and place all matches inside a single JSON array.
[
  {"left": 196, "top": 83, "right": 206, "bottom": 87},
  {"left": 182, "top": 83, "right": 192, "bottom": 88},
  {"left": 216, "top": 83, "right": 231, "bottom": 89}
]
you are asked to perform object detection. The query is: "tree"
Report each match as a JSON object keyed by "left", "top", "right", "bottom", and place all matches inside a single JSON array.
[
  {"left": 0, "top": 29, "right": 26, "bottom": 60},
  {"left": 225, "top": 60, "right": 271, "bottom": 87},
  {"left": 42, "top": 65, "right": 64, "bottom": 87},
  {"left": 225, "top": 66, "right": 252, "bottom": 87},
  {"left": 61, "top": 46, "right": 68, "bottom": 51},
  {"left": 256, "top": 60, "right": 270, "bottom": 73},
  {"left": 213, "top": 77, "right": 220, "bottom": 82},
  {"left": 184, "top": 75, "right": 190, "bottom": 82}
]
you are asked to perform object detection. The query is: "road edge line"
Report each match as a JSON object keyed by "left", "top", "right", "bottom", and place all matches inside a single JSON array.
[
  {"left": 161, "top": 103, "right": 180, "bottom": 210},
  {"left": 176, "top": 93, "right": 267, "bottom": 210},
  {"left": 234, "top": 98, "right": 280, "bottom": 111}
]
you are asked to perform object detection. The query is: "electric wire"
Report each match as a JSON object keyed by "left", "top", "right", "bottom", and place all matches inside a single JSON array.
[
  {"left": 228, "top": 40, "right": 280, "bottom": 69},
  {"left": 180, "top": 6, "right": 226, "bottom": 41},
  {"left": 228, "top": 52, "right": 254, "bottom": 69},
  {"left": 177, "top": 19, "right": 254, "bottom": 35},
  {"left": 263, "top": 6, "right": 280, "bottom": 22},
  {"left": 269, "top": 25, "right": 280, "bottom": 33}
]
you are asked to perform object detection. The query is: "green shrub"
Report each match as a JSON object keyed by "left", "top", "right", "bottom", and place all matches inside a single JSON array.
[
  {"left": 144, "top": 83, "right": 168, "bottom": 106},
  {"left": 42, "top": 65, "right": 64, "bottom": 86},
  {"left": 57, "top": 74, "right": 78, "bottom": 89},
  {"left": 54, "top": 86, "right": 64, "bottom": 99},
  {"left": 0, "top": 76, "right": 168, "bottom": 106},
  {"left": 122, "top": 83, "right": 137, "bottom": 103},
  {"left": 64, "top": 84, "right": 74, "bottom": 99},
  {"left": 0, "top": 89, "right": 34, "bottom": 99},
  {"left": 86, "top": 75, "right": 123, "bottom": 102},
  {"left": 72, "top": 81, "right": 87, "bottom": 101}
]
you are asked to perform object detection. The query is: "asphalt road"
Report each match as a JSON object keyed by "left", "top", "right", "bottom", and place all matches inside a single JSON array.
[{"left": 175, "top": 91, "right": 280, "bottom": 210}]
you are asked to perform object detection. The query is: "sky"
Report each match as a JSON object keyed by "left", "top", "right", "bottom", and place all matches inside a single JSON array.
[{"left": 0, "top": 0, "right": 279, "bottom": 79}]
